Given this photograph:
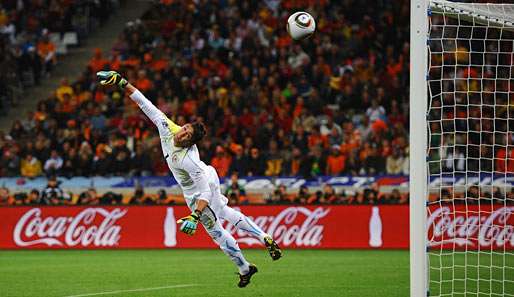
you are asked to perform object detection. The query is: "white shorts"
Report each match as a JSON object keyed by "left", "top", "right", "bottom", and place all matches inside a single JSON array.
[{"left": 183, "top": 165, "right": 228, "bottom": 217}]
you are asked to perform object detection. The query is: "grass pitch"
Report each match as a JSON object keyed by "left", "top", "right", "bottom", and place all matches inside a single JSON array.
[{"left": 0, "top": 250, "right": 409, "bottom": 297}]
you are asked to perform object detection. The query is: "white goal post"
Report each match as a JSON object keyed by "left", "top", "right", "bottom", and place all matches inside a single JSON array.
[{"left": 410, "top": 1, "right": 514, "bottom": 296}]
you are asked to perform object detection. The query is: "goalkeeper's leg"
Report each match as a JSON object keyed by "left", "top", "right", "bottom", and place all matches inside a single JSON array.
[
  {"left": 202, "top": 216, "right": 253, "bottom": 276},
  {"left": 220, "top": 204, "right": 282, "bottom": 261}
]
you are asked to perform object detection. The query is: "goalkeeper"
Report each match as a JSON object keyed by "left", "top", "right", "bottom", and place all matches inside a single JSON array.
[{"left": 97, "top": 71, "right": 282, "bottom": 288}]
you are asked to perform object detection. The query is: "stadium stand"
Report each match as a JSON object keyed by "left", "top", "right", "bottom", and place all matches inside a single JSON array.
[
  {"left": 0, "top": 0, "right": 119, "bottom": 114},
  {"left": 0, "top": 0, "right": 411, "bottom": 205}
]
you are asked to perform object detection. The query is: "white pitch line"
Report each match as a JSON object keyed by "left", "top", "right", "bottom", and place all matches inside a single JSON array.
[{"left": 64, "top": 284, "right": 199, "bottom": 297}]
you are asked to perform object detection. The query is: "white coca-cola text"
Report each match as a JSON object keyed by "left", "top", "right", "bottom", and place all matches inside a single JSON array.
[
  {"left": 14, "top": 208, "right": 127, "bottom": 247},
  {"left": 224, "top": 206, "right": 330, "bottom": 247},
  {"left": 428, "top": 206, "right": 514, "bottom": 248}
]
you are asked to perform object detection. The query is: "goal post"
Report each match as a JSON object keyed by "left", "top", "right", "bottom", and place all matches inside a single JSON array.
[
  {"left": 410, "top": 0, "right": 429, "bottom": 296},
  {"left": 410, "top": 1, "right": 514, "bottom": 296}
]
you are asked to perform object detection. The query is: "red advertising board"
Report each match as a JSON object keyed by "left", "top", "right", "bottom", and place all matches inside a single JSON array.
[
  {"left": 428, "top": 204, "right": 514, "bottom": 250},
  {"left": 0, "top": 204, "right": 512, "bottom": 250}
]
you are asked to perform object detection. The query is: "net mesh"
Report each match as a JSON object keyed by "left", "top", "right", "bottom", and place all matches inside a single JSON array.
[{"left": 427, "top": 1, "right": 514, "bottom": 296}]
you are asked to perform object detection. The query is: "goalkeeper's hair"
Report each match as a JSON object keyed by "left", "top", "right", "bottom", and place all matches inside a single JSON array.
[{"left": 190, "top": 121, "right": 206, "bottom": 145}]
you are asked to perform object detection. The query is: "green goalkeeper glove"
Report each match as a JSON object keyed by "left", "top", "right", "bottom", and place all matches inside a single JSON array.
[
  {"left": 96, "top": 71, "right": 128, "bottom": 89},
  {"left": 177, "top": 212, "right": 200, "bottom": 236}
]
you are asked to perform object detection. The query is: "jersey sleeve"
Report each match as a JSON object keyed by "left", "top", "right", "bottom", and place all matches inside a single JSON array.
[
  {"left": 181, "top": 154, "right": 212, "bottom": 204},
  {"left": 130, "top": 90, "right": 181, "bottom": 136}
]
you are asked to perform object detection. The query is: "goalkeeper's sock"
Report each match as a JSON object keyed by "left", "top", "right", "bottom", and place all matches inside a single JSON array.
[
  {"left": 221, "top": 205, "right": 268, "bottom": 242},
  {"left": 204, "top": 220, "right": 250, "bottom": 275}
]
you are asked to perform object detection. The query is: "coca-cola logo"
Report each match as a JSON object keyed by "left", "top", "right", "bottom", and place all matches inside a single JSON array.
[
  {"left": 224, "top": 207, "right": 330, "bottom": 247},
  {"left": 428, "top": 206, "right": 514, "bottom": 248},
  {"left": 13, "top": 208, "right": 127, "bottom": 247}
]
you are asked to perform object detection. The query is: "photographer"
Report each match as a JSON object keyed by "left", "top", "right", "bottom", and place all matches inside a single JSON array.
[
  {"left": 225, "top": 172, "right": 246, "bottom": 205},
  {"left": 41, "top": 176, "right": 68, "bottom": 205}
]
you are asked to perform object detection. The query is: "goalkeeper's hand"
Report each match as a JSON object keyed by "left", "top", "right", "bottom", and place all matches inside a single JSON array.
[
  {"left": 177, "top": 212, "right": 200, "bottom": 236},
  {"left": 96, "top": 71, "right": 128, "bottom": 89}
]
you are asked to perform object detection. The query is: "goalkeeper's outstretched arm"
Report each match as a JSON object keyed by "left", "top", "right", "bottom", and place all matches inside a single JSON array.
[
  {"left": 125, "top": 83, "right": 164, "bottom": 127},
  {"left": 97, "top": 71, "right": 167, "bottom": 128}
]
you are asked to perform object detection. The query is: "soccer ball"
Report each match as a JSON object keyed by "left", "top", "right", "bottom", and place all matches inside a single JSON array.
[{"left": 287, "top": 12, "right": 316, "bottom": 40}]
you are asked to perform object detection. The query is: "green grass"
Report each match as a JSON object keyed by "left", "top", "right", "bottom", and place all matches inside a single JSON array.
[
  {"left": 0, "top": 250, "right": 409, "bottom": 297},
  {"left": 429, "top": 251, "right": 514, "bottom": 296}
]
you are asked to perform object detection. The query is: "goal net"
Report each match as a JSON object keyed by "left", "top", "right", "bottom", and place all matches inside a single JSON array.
[{"left": 424, "top": 0, "right": 514, "bottom": 296}]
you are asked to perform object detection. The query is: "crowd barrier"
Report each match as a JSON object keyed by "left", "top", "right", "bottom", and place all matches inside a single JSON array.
[{"left": 0, "top": 205, "right": 512, "bottom": 249}]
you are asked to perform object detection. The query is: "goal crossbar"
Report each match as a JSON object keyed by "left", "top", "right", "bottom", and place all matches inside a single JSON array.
[{"left": 430, "top": 0, "right": 514, "bottom": 30}]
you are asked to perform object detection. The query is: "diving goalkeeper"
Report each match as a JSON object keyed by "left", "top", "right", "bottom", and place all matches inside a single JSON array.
[{"left": 97, "top": 71, "right": 282, "bottom": 288}]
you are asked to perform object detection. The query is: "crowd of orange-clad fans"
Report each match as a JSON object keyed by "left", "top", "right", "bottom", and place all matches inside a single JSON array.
[{"left": 1, "top": 0, "right": 413, "bottom": 205}]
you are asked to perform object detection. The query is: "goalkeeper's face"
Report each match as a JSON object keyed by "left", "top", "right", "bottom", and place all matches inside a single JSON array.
[{"left": 174, "top": 124, "right": 194, "bottom": 147}]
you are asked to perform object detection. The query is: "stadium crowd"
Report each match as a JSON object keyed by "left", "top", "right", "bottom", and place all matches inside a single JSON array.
[
  {"left": 0, "top": 0, "right": 118, "bottom": 112},
  {"left": 0, "top": 0, "right": 413, "bottom": 205}
]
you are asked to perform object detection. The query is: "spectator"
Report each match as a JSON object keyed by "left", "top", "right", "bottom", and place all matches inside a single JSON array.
[
  {"left": 88, "top": 48, "right": 109, "bottom": 73},
  {"left": 24, "top": 189, "right": 41, "bottom": 205},
  {"left": 265, "top": 140, "right": 283, "bottom": 176},
  {"left": 11, "top": 192, "right": 26, "bottom": 205},
  {"left": 308, "top": 190, "right": 325, "bottom": 204},
  {"left": 77, "top": 143, "right": 94, "bottom": 176},
  {"left": 135, "top": 69, "right": 153, "bottom": 93},
  {"left": 228, "top": 192, "right": 240, "bottom": 206},
  {"left": 20, "top": 154, "right": 43, "bottom": 178},
  {"left": 366, "top": 99, "right": 386, "bottom": 123},
  {"left": 37, "top": 35, "right": 56, "bottom": 75},
  {"left": 56, "top": 78, "right": 74, "bottom": 102},
  {"left": 387, "top": 189, "right": 403, "bottom": 204},
  {"left": 130, "top": 185, "right": 153, "bottom": 204},
  {"left": 0, "top": 187, "right": 12, "bottom": 206},
  {"left": 130, "top": 144, "right": 153, "bottom": 176},
  {"left": 0, "top": 149, "right": 20, "bottom": 177},
  {"left": 78, "top": 188, "right": 100, "bottom": 205},
  {"left": 10, "top": 120, "right": 26, "bottom": 139},
  {"left": 364, "top": 184, "right": 381, "bottom": 205},
  {"left": 246, "top": 147, "right": 266, "bottom": 176},
  {"left": 363, "top": 144, "right": 385, "bottom": 175},
  {"left": 90, "top": 106, "right": 107, "bottom": 131},
  {"left": 308, "top": 126, "right": 329, "bottom": 150},
  {"left": 326, "top": 145, "right": 346, "bottom": 176},
  {"left": 156, "top": 189, "right": 173, "bottom": 205},
  {"left": 61, "top": 147, "right": 79, "bottom": 178},
  {"left": 322, "top": 184, "right": 338, "bottom": 204},
  {"left": 100, "top": 192, "right": 123, "bottom": 205},
  {"left": 495, "top": 145, "right": 514, "bottom": 173},
  {"left": 44, "top": 149, "right": 63, "bottom": 175},
  {"left": 321, "top": 117, "right": 342, "bottom": 137},
  {"left": 210, "top": 145, "right": 232, "bottom": 178},
  {"left": 292, "top": 125, "right": 309, "bottom": 153},
  {"left": 353, "top": 192, "right": 368, "bottom": 205},
  {"left": 296, "top": 185, "right": 310, "bottom": 204},
  {"left": 93, "top": 150, "right": 112, "bottom": 176},
  {"left": 268, "top": 184, "right": 289, "bottom": 204},
  {"left": 328, "top": 126, "right": 343, "bottom": 147},
  {"left": 225, "top": 172, "right": 246, "bottom": 200},
  {"left": 112, "top": 149, "right": 131, "bottom": 176},
  {"left": 228, "top": 145, "right": 247, "bottom": 176},
  {"left": 21, "top": 46, "right": 42, "bottom": 85},
  {"left": 386, "top": 148, "right": 405, "bottom": 175},
  {"left": 305, "top": 146, "right": 326, "bottom": 178},
  {"left": 284, "top": 146, "right": 303, "bottom": 176}
]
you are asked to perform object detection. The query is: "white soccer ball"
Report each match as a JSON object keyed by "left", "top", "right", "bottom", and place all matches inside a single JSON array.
[{"left": 287, "top": 11, "right": 316, "bottom": 40}]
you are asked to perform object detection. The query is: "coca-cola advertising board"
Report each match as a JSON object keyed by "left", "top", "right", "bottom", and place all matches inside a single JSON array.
[
  {"left": 428, "top": 204, "right": 514, "bottom": 249},
  {"left": 0, "top": 204, "right": 512, "bottom": 249}
]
